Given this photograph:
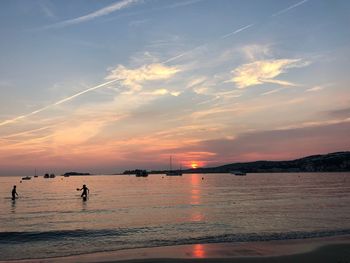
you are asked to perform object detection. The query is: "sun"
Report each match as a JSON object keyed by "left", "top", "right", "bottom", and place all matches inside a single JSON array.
[{"left": 191, "top": 162, "right": 198, "bottom": 169}]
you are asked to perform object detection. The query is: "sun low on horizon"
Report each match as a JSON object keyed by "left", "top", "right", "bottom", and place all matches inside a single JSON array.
[
  {"left": 0, "top": 0, "right": 349, "bottom": 175},
  {"left": 191, "top": 162, "right": 199, "bottom": 169}
]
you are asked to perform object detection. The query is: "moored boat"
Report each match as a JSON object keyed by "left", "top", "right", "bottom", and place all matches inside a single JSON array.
[
  {"left": 166, "top": 156, "right": 182, "bottom": 176},
  {"left": 22, "top": 176, "right": 31, "bottom": 180},
  {"left": 166, "top": 170, "right": 183, "bottom": 176},
  {"left": 135, "top": 169, "right": 148, "bottom": 177}
]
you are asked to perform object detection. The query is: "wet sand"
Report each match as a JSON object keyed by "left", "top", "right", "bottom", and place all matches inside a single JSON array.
[{"left": 2, "top": 235, "right": 350, "bottom": 263}]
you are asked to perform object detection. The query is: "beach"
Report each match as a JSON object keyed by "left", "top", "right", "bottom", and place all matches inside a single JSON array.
[{"left": 2, "top": 234, "right": 349, "bottom": 263}]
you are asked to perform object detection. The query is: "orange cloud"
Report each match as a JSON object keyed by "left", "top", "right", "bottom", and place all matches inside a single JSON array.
[
  {"left": 106, "top": 63, "right": 181, "bottom": 91},
  {"left": 231, "top": 59, "right": 309, "bottom": 88}
]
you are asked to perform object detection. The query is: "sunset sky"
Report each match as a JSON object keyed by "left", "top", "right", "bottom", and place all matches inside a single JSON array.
[{"left": 0, "top": 0, "right": 349, "bottom": 175}]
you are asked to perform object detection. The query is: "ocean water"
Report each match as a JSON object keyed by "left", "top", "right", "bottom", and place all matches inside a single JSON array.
[{"left": 0, "top": 173, "right": 349, "bottom": 260}]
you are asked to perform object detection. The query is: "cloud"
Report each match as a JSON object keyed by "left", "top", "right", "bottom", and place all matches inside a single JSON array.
[
  {"left": 177, "top": 120, "right": 350, "bottom": 164},
  {"left": 186, "top": 77, "right": 207, "bottom": 89},
  {"left": 306, "top": 86, "right": 324, "bottom": 92},
  {"left": 242, "top": 44, "right": 271, "bottom": 61},
  {"left": 326, "top": 107, "right": 350, "bottom": 119},
  {"left": 38, "top": 1, "right": 56, "bottom": 19},
  {"left": 261, "top": 88, "right": 283, "bottom": 96},
  {"left": 46, "top": 0, "right": 140, "bottom": 28},
  {"left": 129, "top": 19, "right": 149, "bottom": 27},
  {"left": 163, "top": 0, "right": 203, "bottom": 9},
  {"left": 140, "top": 88, "right": 180, "bottom": 97},
  {"left": 105, "top": 63, "right": 181, "bottom": 91},
  {"left": 231, "top": 59, "right": 309, "bottom": 89},
  {"left": 51, "top": 120, "right": 105, "bottom": 146}
]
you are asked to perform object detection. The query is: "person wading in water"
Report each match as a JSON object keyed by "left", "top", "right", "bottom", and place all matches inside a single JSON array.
[
  {"left": 12, "top": 185, "right": 18, "bottom": 200},
  {"left": 77, "top": 184, "right": 89, "bottom": 200}
]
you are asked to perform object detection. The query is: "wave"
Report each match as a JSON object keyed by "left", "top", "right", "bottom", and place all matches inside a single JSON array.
[
  {"left": 0, "top": 227, "right": 152, "bottom": 243},
  {"left": 1, "top": 228, "right": 350, "bottom": 245},
  {"left": 151, "top": 228, "right": 350, "bottom": 247}
]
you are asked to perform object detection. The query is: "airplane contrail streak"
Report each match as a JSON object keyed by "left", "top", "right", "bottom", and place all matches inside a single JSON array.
[
  {"left": 163, "top": 24, "right": 254, "bottom": 64},
  {"left": 0, "top": 78, "right": 120, "bottom": 127},
  {"left": 163, "top": 44, "right": 207, "bottom": 64},
  {"left": 163, "top": 0, "right": 308, "bottom": 65},
  {"left": 221, "top": 24, "right": 255, "bottom": 39},
  {"left": 271, "top": 0, "right": 308, "bottom": 17}
]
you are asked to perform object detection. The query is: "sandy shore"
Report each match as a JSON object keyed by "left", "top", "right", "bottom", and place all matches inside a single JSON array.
[{"left": 2, "top": 235, "right": 350, "bottom": 263}]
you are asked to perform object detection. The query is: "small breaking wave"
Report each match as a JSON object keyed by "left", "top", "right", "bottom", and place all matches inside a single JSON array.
[{"left": 1, "top": 227, "right": 349, "bottom": 245}]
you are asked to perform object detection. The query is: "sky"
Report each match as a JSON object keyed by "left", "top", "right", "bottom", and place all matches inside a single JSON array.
[{"left": 0, "top": 0, "right": 349, "bottom": 175}]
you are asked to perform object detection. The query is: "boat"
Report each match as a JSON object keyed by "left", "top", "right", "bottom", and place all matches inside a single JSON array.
[
  {"left": 166, "top": 156, "right": 182, "bottom": 176},
  {"left": 135, "top": 169, "right": 148, "bottom": 177},
  {"left": 43, "top": 173, "right": 56, "bottom": 178},
  {"left": 231, "top": 171, "right": 246, "bottom": 176},
  {"left": 34, "top": 168, "right": 38, "bottom": 178},
  {"left": 22, "top": 176, "right": 31, "bottom": 180}
]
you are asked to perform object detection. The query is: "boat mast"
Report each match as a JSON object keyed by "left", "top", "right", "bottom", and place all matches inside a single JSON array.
[{"left": 169, "top": 156, "right": 172, "bottom": 171}]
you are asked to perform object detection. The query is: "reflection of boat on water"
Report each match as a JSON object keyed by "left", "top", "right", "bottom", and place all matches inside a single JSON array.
[
  {"left": 135, "top": 170, "right": 148, "bottom": 177},
  {"left": 166, "top": 156, "right": 182, "bottom": 176},
  {"left": 22, "top": 176, "right": 31, "bottom": 180},
  {"left": 166, "top": 170, "right": 182, "bottom": 176},
  {"left": 231, "top": 171, "right": 246, "bottom": 176}
]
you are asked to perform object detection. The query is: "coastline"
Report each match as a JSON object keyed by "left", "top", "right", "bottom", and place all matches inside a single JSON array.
[{"left": 2, "top": 234, "right": 349, "bottom": 263}]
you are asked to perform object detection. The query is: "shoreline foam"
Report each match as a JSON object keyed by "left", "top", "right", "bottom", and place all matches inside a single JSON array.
[{"left": 2, "top": 234, "right": 349, "bottom": 263}]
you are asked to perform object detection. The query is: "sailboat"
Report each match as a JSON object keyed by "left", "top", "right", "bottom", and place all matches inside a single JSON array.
[
  {"left": 34, "top": 168, "right": 38, "bottom": 178},
  {"left": 166, "top": 156, "right": 182, "bottom": 176}
]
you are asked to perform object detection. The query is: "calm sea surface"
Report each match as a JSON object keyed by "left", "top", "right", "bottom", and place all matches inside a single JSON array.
[{"left": 0, "top": 173, "right": 349, "bottom": 260}]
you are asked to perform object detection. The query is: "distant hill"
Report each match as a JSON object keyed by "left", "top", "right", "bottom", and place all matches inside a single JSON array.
[
  {"left": 63, "top": 172, "right": 90, "bottom": 176},
  {"left": 151, "top": 152, "right": 350, "bottom": 174}
]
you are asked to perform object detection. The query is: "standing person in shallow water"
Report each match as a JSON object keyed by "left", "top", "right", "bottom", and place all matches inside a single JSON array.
[
  {"left": 78, "top": 184, "right": 89, "bottom": 199},
  {"left": 12, "top": 185, "right": 18, "bottom": 200}
]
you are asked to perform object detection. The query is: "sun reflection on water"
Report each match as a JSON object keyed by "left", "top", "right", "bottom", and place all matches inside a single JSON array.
[
  {"left": 190, "top": 174, "right": 204, "bottom": 222},
  {"left": 192, "top": 244, "right": 205, "bottom": 258}
]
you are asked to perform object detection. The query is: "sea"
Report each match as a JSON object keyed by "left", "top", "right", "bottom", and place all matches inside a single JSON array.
[{"left": 0, "top": 172, "right": 349, "bottom": 260}]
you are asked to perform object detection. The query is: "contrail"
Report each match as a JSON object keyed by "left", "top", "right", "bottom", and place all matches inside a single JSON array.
[
  {"left": 221, "top": 24, "right": 255, "bottom": 39},
  {"left": 164, "top": 0, "right": 309, "bottom": 65},
  {"left": 163, "top": 44, "right": 207, "bottom": 64},
  {"left": 0, "top": 126, "right": 53, "bottom": 141},
  {"left": 0, "top": 79, "right": 120, "bottom": 127},
  {"left": 163, "top": 24, "right": 254, "bottom": 64},
  {"left": 271, "top": 0, "right": 308, "bottom": 17},
  {"left": 43, "top": 0, "right": 141, "bottom": 29}
]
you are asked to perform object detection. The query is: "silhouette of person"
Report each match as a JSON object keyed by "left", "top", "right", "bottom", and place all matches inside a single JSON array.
[
  {"left": 78, "top": 184, "right": 89, "bottom": 198},
  {"left": 12, "top": 185, "right": 18, "bottom": 200}
]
